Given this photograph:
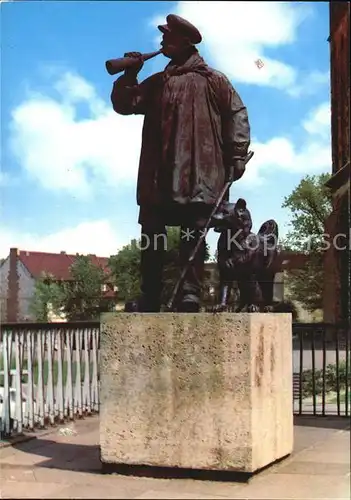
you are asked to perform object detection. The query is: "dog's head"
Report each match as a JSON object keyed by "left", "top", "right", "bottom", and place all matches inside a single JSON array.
[
  {"left": 212, "top": 198, "right": 252, "bottom": 236},
  {"left": 257, "top": 219, "right": 279, "bottom": 244}
]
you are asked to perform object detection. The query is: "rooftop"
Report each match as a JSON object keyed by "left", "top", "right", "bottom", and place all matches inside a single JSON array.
[{"left": 9, "top": 248, "right": 110, "bottom": 281}]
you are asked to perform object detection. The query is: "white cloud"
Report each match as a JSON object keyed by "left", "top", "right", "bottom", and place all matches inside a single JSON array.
[
  {"left": 151, "top": 1, "right": 326, "bottom": 96},
  {"left": 4, "top": 98, "right": 330, "bottom": 260},
  {"left": 0, "top": 171, "right": 12, "bottom": 187},
  {"left": 9, "top": 71, "right": 143, "bottom": 197},
  {"left": 287, "top": 70, "right": 330, "bottom": 98},
  {"left": 302, "top": 101, "right": 331, "bottom": 138},
  {"left": 3, "top": 98, "right": 331, "bottom": 260},
  {"left": 3, "top": 3, "right": 332, "bottom": 262},
  {"left": 236, "top": 101, "right": 331, "bottom": 188},
  {"left": 0, "top": 220, "right": 134, "bottom": 259},
  {"left": 8, "top": 68, "right": 331, "bottom": 196},
  {"left": 0, "top": 216, "right": 289, "bottom": 262}
]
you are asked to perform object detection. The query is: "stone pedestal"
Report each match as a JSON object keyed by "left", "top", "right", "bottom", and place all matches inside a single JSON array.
[{"left": 100, "top": 313, "right": 293, "bottom": 473}]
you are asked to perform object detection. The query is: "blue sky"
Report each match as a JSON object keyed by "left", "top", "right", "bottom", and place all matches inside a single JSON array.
[{"left": 1, "top": 1, "right": 332, "bottom": 258}]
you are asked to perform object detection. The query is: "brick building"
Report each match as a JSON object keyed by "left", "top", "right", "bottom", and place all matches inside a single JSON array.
[
  {"left": 0, "top": 248, "right": 117, "bottom": 322},
  {"left": 324, "top": 1, "right": 350, "bottom": 323},
  {"left": 1, "top": 247, "right": 311, "bottom": 322}
]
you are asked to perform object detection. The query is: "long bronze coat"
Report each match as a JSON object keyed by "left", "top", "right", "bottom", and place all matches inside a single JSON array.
[{"left": 111, "top": 51, "right": 250, "bottom": 224}]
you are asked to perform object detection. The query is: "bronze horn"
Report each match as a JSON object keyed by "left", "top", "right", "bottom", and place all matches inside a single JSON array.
[{"left": 105, "top": 50, "right": 162, "bottom": 76}]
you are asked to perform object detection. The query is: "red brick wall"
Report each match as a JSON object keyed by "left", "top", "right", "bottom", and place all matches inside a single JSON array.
[
  {"left": 6, "top": 248, "right": 19, "bottom": 322},
  {"left": 325, "top": 2, "right": 351, "bottom": 323},
  {"left": 330, "top": 2, "right": 350, "bottom": 175},
  {"left": 323, "top": 210, "right": 340, "bottom": 322}
]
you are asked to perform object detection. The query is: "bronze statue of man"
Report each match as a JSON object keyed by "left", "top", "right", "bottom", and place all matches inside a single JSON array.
[{"left": 111, "top": 14, "right": 251, "bottom": 312}]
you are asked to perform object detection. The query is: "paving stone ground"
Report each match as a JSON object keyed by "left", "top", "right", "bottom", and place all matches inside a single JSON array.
[{"left": 0, "top": 415, "right": 349, "bottom": 499}]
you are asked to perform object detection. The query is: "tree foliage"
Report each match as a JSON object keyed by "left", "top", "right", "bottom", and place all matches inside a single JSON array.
[
  {"left": 30, "top": 256, "right": 113, "bottom": 321},
  {"left": 29, "top": 273, "right": 66, "bottom": 322},
  {"left": 108, "top": 239, "right": 141, "bottom": 302},
  {"left": 281, "top": 173, "right": 332, "bottom": 312},
  {"left": 282, "top": 173, "right": 333, "bottom": 252},
  {"left": 108, "top": 227, "right": 211, "bottom": 304},
  {"left": 301, "top": 361, "right": 350, "bottom": 398},
  {"left": 62, "top": 255, "right": 111, "bottom": 320}
]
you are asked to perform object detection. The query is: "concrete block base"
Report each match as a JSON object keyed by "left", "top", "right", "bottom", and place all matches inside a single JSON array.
[{"left": 100, "top": 313, "right": 293, "bottom": 473}]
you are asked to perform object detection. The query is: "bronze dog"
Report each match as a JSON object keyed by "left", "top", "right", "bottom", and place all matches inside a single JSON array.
[{"left": 212, "top": 198, "right": 279, "bottom": 312}]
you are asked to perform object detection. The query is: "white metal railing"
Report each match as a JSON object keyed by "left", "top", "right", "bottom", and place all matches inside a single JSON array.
[
  {"left": 1, "top": 320, "right": 349, "bottom": 438},
  {"left": 0, "top": 322, "right": 100, "bottom": 437}
]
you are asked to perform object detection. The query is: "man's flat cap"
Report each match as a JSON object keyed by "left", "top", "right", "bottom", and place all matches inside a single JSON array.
[{"left": 158, "top": 14, "right": 202, "bottom": 45}]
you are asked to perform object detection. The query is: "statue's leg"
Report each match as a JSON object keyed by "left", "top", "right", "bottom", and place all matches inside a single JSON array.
[
  {"left": 221, "top": 283, "right": 230, "bottom": 306},
  {"left": 222, "top": 271, "right": 234, "bottom": 308},
  {"left": 236, "top": 278, "right": 247, "bottom": 312},
  {"left": 178, "top": 226, "right": 206, "bottom": 312},
  {"left": 259, "top": 273, "right": 275, "bottom": 312},
  {"left": 240, "top": 274, "right": 262, "bottom": 312},
  {"left": 139, "top": 211, "right": 167, "bottom": 312},
  {"left": 214, "top": 278, "right": 231, "bottom": 312},
  {"left": 249, "top": 277, "right": 263, "bottom": 312}
]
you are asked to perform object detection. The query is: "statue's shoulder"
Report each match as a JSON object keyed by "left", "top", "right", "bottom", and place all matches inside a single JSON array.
[
  {"left": 206, "top": 68, "right": 232, "bottom": 87},
  {"left": 204, "top": 68, "right": 235, "bottom": 101}
]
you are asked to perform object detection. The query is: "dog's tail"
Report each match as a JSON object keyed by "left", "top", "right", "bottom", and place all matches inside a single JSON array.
[
  {"left": 271, "top": 300, "right": 299, "bottom": 321},
  {"left": 124, "top": 300, "right": 138, "bottom": 312}
]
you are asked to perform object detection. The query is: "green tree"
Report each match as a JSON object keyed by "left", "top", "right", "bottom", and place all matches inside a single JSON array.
[
  {"left": 30, "top": 256, "right": 113, "bottom": 321},
  {"left": 63, "top": 255, "right": 110, "bottom": 320},
  {"left": 301, "top": 361, "right": 351, "bottom": 398},
  {"left": 281, "top": 173, "right": 333, "bottom": 312},
  {"left": 109, "top": 227, "right": 210, "bottom": 305},
  {"left": 29, "top": 273, "right": 66, "bottom": 322},
  {"left": 108, "top": 239, "right": 141, "bottom": 302}
]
